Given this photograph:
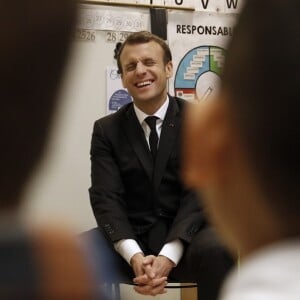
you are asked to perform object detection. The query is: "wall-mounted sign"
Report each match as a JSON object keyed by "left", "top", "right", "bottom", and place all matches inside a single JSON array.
[
  {"left": 106, "top": 66, "right": 132, "bottom": 114},
  {"left": 168, "top": 11, "right": 237, "bottom": 102}
]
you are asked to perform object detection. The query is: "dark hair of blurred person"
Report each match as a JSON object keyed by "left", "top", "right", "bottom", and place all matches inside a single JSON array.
[
  {"left": 0, "top": 1, "right": 75, "bottom": 208},
  {"left": 0, "top": 1, "right": 101, "bottom": 299},
  {"left": 184, "top": 0, "right": 300, "bottom": 299}
]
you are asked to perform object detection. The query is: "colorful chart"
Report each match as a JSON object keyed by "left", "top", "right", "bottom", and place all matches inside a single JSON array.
[{"left": 174, "top": 46, "right": 225, "bottom": 102}]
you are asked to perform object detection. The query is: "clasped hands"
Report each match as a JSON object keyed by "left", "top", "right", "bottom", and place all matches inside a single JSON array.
[{"left": 130, "top": 253, "right": 175, "bottom": 296}]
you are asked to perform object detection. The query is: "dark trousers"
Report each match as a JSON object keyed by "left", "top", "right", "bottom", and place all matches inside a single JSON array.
[{"left": 81, "top": 227, "right": 234, "bottom": 300}]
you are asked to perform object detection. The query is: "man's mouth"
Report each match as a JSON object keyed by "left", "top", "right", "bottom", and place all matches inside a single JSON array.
[{"left": 135, "top": 80, "right": 153, "bottom": 88}]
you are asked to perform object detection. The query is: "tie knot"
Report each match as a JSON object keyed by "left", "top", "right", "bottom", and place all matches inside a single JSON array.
[{"left": 145, "top": 116, "right": 158, "bottom": 130}]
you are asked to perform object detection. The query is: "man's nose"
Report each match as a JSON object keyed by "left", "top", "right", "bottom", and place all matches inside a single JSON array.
[{"left": 135, "top": 62, "right": 146, "bottom": 74}]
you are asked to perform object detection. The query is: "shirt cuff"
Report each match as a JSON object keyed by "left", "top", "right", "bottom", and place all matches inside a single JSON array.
[
  {"left": 114, "top": 239, "right": 143, "bottom": 265},
  {"left": 159, "top": 239, "right": 184, "bottom": 266}
]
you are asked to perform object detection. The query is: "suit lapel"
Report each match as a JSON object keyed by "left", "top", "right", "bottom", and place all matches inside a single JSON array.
[
  {"left": 153, "top": 97, "right": 180, "bottom": 189},
  {"left": 122, "top": 105, "right": 153, "bottom": 181}
]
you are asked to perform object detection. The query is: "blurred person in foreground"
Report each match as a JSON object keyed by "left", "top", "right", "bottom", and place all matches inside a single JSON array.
[
  {"left": 0, "top": 1, "right": 100, "bottom": 299},
  {"left": 183, "top": 0, "right": 300, "bottom": 299}
]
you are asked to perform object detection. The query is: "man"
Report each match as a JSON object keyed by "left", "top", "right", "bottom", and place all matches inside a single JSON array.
[
  {"left": 0, "top": 1, "right": 100, "bottom": 299},
  {"left": 183, "top": 0, "right": 300, "bottom": 299},
  {"left": 89, "top": 31, "right": 232, "bottom": 300}
]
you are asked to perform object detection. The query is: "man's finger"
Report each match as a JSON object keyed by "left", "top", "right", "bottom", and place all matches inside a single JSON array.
[
  {"left": 142, "top": 255, "right": 156, "bottom": 265},
  {"left": 133, "top": 275, "right": 167, "bottom": 287},
  {"left": 134, "top": 280, "right": 168, "bottom": 296},
  {"left": 149, "top": 276, "right": 168, "bottom": 287},
  {"left": 143, "top": 262, "right": 155, "bottom": 278},
  {"left": 133, "top": 274, "right": 150, "bottom": 285}
]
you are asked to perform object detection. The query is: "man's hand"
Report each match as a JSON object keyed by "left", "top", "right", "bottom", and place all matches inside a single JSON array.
[
  {"left": 144, "top": 255, "right": 175, "bottom": 279},
  {"left": 133, "top": 275, "right": 168, "bottom": 296},
  {"left": 130, "top": 252, "right": 145, "bottom": 277},
  {"left": 133, "top": 255, "right": 174, "bottom": 296}
]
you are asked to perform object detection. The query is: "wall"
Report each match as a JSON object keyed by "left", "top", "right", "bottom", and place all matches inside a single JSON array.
[
  {"left": 21, "top": 1, "right": 241, "bottom": 232},
  {"left": 22, "top": 5, "right": 150, "bottom": 232}
]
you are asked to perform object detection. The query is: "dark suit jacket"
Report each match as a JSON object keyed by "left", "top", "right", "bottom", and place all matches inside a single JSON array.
[{"left": 89, "top": 96, "right": 206, "bottom": 252}]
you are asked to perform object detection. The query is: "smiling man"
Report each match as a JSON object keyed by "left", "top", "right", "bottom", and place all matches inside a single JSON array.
[{"left": 88, "top": 31, "right": 232, "bottom": 300}]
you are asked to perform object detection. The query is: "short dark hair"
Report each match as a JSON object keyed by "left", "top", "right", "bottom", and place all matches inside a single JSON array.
[
  {"left": 0, "top": 0, "right": 76, "bottom": 208},
  {"left": 117, "top": 31, "right": 172, "bottom": 74},
  {"left": 222, "top": 0, "right": 300, "bottom": 227}
]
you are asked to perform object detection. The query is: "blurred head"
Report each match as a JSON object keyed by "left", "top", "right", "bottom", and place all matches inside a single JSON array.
[
  {"left": 117, "top": 31, "right": 173, "bottom": 114},
  {"left": 183, "top": 0, "right": 300, "bottom": 256},
  {"left": 0, "top": 0, "right": 76, "bottom": 209}
]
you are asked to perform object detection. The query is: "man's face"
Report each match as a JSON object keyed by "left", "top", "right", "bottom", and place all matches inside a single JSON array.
[{"left": 120, "top": 41, "right": 173, "bottom": 109}]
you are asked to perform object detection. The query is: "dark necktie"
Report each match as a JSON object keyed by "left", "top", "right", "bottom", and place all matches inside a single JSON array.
[{"left": 145, "top": 116, "right": 159, "bottom": 160}]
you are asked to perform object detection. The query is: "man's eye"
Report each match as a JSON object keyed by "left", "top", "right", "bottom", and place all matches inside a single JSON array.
[
  {"left": 144, "top": 59, "right": 155, "bottom": 66},
  {"left": 125, "top": 64, "right": 136, "bottom": 71}
]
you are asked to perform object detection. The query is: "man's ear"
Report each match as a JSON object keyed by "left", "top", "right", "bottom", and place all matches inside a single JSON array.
[
  {"left": 165, "top": 61, "right": 173, "bottom": 79},
  {"left": 182, "top": 97, "right": 233, "bottom": 189}
]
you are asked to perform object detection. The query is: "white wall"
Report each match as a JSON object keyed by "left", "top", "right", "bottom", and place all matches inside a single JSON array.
[
  {"left": 22, "top": 7, "right": 149, "bottom": 231},
  {"left": 21, "top": 1, "right": 240, "bottom": 233}
]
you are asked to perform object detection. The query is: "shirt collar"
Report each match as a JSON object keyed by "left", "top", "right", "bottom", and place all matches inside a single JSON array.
[{"left": 134, "top": 96, "right": 169, "bottom": 125}]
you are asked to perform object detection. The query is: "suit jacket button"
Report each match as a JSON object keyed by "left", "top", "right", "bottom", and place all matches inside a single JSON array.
[
  {"left": 103, "top": 223, "right": 114, "bottom": 235},
  {"left": 187, "top": 225, "right": 199, "bottom": 235},
  {"left": 157, "top": 208, "right": 167, "bottom": 217}
]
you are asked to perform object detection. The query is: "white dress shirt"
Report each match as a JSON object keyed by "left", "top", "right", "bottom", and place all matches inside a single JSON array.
[
  {"left": 220, "top": 239, "right": 300, "bottom": 300},
  {"left": 114, "top": 96, "right": 184, "bottom": 266}
]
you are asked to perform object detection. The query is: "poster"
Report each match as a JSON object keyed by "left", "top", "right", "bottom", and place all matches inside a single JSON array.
[
  {"left": 168, "top": 11, "right": 237, "bottom": 102},
  {"left": 106, "top": 66, "right": 132, "bottom": 115}
]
